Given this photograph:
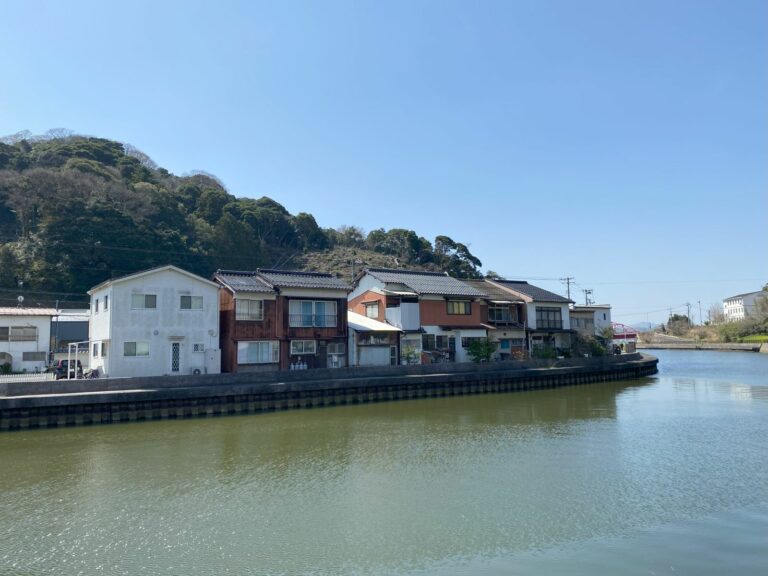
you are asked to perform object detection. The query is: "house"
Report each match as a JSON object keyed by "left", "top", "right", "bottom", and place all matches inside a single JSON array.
[
  {"left": 348, "top": 268, "right": 489, "bottom": 364},
  {"left": 214, "top": 269, "right": 351, "bottom": 372},
  {"left": 347, "top": 311, "right": 402, "bottom": 366},
  {"left": 88, "top": 265, "right": 221, "bottom": 378},
  {"left": 485, "top": 280, "right": 574, "bottom": 353},
  {"left": 723, "top": 291, "right": 765, "bottom": 323},
  {"left": 463, "top": 279, "right": 528, "bottom": 360},
  {"left": 0, "top": 307, "right": 57, "bottom": 373},
  {"left": 569, "top": 305, "right": 612, "bottom": 338}
]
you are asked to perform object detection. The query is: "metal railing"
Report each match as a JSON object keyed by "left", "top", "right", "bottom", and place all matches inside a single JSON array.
[{"left": 288, "top": 314, "right": 338, "bottom": 328}]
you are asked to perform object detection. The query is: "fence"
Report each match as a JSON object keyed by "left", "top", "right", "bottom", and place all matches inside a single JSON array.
[{"left": 0, "top": 372, "right": 55, "bottom": 384}]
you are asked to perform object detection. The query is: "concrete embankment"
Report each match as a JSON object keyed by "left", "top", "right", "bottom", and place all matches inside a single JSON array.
[
  {"left": 0, "top": 353, "right": 658, "bottom": 431},
  {"left": 637, "top": 342, "right": 760, "bottom": 352}
]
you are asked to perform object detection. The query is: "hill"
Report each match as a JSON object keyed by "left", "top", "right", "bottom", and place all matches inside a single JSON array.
[{"left": 0, "top": 130, "right": 483, "bottom": 307}]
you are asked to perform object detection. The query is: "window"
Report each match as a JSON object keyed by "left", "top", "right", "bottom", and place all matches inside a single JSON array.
[
  {"left": 359, "top": 333, "right": 389, "bottom": 346},
  {"left": 104, "top": 295, "right": 108, "bottom": 311},
  {"left": 289, "top": 301, "right": 337, "bottom": 327},
  {"left": 101, "top": 342, "right": 107, "bottom": 357},
  {"left": 193, "top": 343, "right": 205, "bottom": 353},
  {"left": 180, "top": 295, "right": 203, "bottom": 310},
  {"left": 94, "top": 298, "right": 99, "bottom": 313},
  {"left": 535, "top": 307, "right": 562, "bottom": 329},
  {"left": 10, "top": 326, "right": 37, "bottom": 342},
  {"left": 461, "top": 337, "right": 484, "bottom": 349},
  {"left": 93, "top": 343, "right": 99, "bottom": 357},
  {"left": 0, "top": 327, "right": 8, "bottom": 342},
  {"left": 22, "top": 351, "right": 46, "bottom": 362},
  {"left": 236, "top": 299, "right": 264, "bottom": 321},
  {"left": 327, "top": 342, "right": 345, "bottom": 355},
  {"left": 436, "top": 335, "right": 449, "bottom": 349},
  {"left": 237, "top": 341, "right": 279, "bottom": 364},
  {"left": 489, "top": 305, "right": 516, "bottom": 323},
  {"left": 364, "top": 302, "right": 379, "bottom": 319},
  {"left": 124, "top": 341, "right": 150, "bottom": 356},
  {"left": 290, "top": 340, "right": 317, "bottom": 355},
  {"left": 131, "top": 294, "right": 157, "bottom": 309},
  {"left": 422, "top": 334, "right": 436, "bottom": 351},
  {"left": 447, "top": 301, "right": 471, "bottom": 315}
]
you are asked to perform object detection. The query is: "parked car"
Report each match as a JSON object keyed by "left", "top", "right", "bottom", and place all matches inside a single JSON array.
[{"left": 52, "top": 359, "right": 83, "bottom": 380}]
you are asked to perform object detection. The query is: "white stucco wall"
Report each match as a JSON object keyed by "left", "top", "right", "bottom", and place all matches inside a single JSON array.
[
  {"left": 89, "top": 268, "right": 220, "bottom": 378},
  {"left": 0, "top": 314, "right": 52, "bottom": 372}
]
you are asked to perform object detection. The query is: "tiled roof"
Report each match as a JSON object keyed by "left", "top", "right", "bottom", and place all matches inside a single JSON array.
[
  {"left": 0, "top": 307, "right": 59, "bottom": 316},
  {"left": 365, "top": 268, "right": 487, "bottom": 297},
  {"left": 256, "top": 269, "right": 351, "bottom": 291},
  {"left": 214, "top": 270, "right": 274, "bottom": 293},
  {"left": 463, "top": 279, "right": 523, "bottom": 302},
  {"left": 490, "top": 280, "right": 572, "bottom": 303}
]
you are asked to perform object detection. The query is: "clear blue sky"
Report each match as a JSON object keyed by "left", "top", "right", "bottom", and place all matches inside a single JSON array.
[{"left": 1, "top": 0, "right": 765, "bottom": 325}]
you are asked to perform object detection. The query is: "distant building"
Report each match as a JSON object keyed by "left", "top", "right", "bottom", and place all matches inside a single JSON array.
[
  {"left": 88, "top": 265, "right": 221, "bottom": 378},
  {"left": 723, "top": 291, "right": 764, "bottom": 322},
  {"left": 570, "top": 305, "right": 612, "bottom": 338},
  {"left": 0, "top": 307, "right": 57, "bottom": 372}
]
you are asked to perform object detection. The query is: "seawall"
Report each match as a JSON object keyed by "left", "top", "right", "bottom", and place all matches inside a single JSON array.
[
  {"left": 637, "top": 342, "right": 760, "bottom": 352},
  {"left": 0, "top": 353, "right": 658, "bottom": 431}
]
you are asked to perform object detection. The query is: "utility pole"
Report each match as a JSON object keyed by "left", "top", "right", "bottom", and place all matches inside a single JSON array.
[
  {"left": 560, "top": 276, "right": 575, "bottom": 300},
  {"left": 686, "top": 302, "right": 691, "bottom": 323},
  {"left": 698, "top": 300, "right": 702, "bottom": 326},
  {"left": 582, "top": 288, "right": 593, "bottom": 306}
]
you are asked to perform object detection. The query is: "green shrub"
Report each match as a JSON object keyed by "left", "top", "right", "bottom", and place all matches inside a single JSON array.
[
  {"left": 0, "top": 362, "right": 11, "bottom": 375},
  {"left": 739, "top": 334, "right": 768, "bottom": 343},
  {"left": 532, "top": 346, "right": 557, "bottom": 360}
]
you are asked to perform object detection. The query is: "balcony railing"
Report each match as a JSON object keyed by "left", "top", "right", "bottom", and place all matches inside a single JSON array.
[{"left": 289, "top": 314, "right": 338, "bottom": 328}]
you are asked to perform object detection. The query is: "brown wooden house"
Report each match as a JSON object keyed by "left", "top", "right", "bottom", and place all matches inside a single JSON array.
[{"left": 214, "top": 269, "right": 351, "bottom": 372}]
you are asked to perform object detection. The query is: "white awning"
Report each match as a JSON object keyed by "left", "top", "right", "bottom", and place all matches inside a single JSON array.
[{"left": 348, "top": 311, "right": 402, "bottom": 332}]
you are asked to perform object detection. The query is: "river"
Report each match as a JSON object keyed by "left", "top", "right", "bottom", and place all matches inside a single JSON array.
[{"left": 1, "top": 350, "right": 766, "bottom": 575}]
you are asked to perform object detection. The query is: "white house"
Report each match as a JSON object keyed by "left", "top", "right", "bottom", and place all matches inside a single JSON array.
[
  {"left": 0, "top": 307, "right": 56, "bottom": 373},
  {"left": 88, "top": 265, "right": 221, "bottom": 378},
  {"left": 569, "top": 305, "right": 612, "bottom": 337},
  {"left": 723, "top": 291, "right": 765, "bottom": 323}
]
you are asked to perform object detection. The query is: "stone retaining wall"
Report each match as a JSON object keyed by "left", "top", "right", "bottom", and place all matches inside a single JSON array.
[{"left": 0, "top": 354, "right": 658, "bottom": 431}]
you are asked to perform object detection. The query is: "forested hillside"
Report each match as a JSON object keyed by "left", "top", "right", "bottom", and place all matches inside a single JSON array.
[{"left": 0, "top": 131, "right": 483, "bottom": 307}]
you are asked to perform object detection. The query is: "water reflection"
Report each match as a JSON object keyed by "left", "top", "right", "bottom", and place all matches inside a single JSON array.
[{"left": 1, "top": 363, "right": 767, "bottom": 576}]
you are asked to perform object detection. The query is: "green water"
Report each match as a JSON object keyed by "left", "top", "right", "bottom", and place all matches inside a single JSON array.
[{"left": 1, "top": 350, "right": 767, "bottom": 575}]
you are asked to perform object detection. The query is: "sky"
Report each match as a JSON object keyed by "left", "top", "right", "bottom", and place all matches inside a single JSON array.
[{"left": 1, "top": 0, "right": 765, "bottom": 325}]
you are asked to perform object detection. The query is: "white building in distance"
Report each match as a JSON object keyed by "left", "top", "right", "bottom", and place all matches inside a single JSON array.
[
  {"left": 723, "top": 291, "right": 765, "bottom": 323},
  {"left": 88, "top": 265, "right": 221, "bottom": 378},
  {"left": 0, "top": 307, "right": 57, "bottom": 373}
]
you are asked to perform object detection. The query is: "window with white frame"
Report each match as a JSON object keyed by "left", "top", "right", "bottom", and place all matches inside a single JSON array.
[
  {"left": 104, "top": 295, "right": 109, "bottom": 311},
  {"left": 235, "top": 299, "right": 264, "bottom": 321},
  {"left": 124, "top": 341, "right": 150, "bottom": 356},
  {"left": 131, "top": 294, "right": 157, "bottom": 309},
  {"left": 180, "top": 295, "right": 203, "bottom": 310},
  {"left": 290, "top": 340, "right": 317, "bottom": 355},
  {"left": 93, "top": 343, "right": 99, "bottom": 357},
  {"left": 193, "top": 343, "right": 205, "bottom": 353},
  {"left": 237, "top": 341, "right": 279, "bottom": 364},
  {"left": 94, "top": 298, "right": 99, "bottom": 313},
  {"left": 364, "top": 302, "right": 379, "bottom": 319},
  {"left": 288, "top": 300, "right": 337, "bottom": 327},
  {"left": 101, "top": 342, "right": 108, "bottom": 357}
]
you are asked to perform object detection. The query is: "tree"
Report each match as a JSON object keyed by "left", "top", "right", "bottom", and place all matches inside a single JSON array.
[
  {"left": 666, "top": 314, "right": 691, "bottom": 336},
  {"left": 466, "top": 338, "right": 497, "bottom": 363}
]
